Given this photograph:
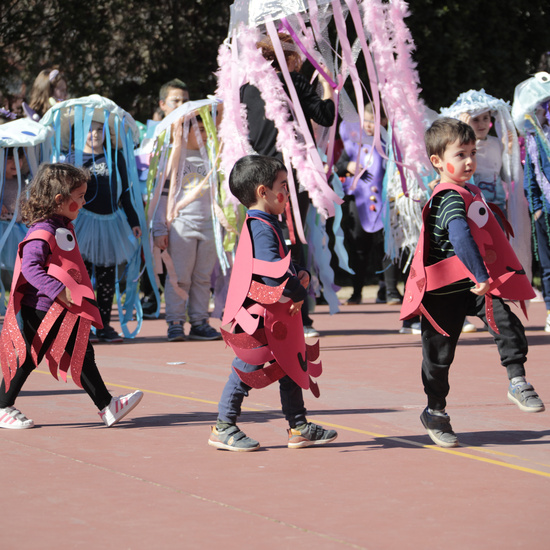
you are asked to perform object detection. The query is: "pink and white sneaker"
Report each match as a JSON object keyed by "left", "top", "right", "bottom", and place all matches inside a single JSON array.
[
  {"left": 99, "top": 391, "right": 143, "bottom": 427},
  {"left": 0, "top": 406, "right": 34, "bottom": 429}
]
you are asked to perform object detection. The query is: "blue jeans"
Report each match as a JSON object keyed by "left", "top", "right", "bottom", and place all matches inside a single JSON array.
[
  {"left": 217, "top": 357, "right": 307, "bottom": 428},
  {"left": 535, "top": 213, "right": 550, "bottom": 310}
]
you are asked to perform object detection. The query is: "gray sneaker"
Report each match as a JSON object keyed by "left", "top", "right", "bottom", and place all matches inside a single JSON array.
[
  {"left": 420, "top": 407, "right": 459, "bottom": 448},
  {"left": 167, "top": 322, "right": 185, "bottom": 342},
  {"left": 208, "top": 425, "right": 260, "bottom": 452},
  {"left": 189, "top": 322, "right": 222, "bottom": 341},
  {"left": 508, "top": 381, "right": 545, "bottom": 413}
]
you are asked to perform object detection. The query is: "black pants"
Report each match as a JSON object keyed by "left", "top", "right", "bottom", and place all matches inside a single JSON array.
[
  {"left": 0, "top": 306, "right": 112, "bottom": 410},
  {"left": 421, "top": 291, "right": 527, "bottom": 410}
]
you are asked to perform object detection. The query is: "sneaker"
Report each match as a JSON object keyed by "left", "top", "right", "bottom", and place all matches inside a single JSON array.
[
  {"left": 188, "top": 322, "right": 222, "bottom": 341},
  {"left": 89, "top": 329, "right": 99, "bottom": 344},
  {"left": 287, "top": 422, "right": 338, "bottom": 449},
  {"left": 99, "top": 391, "right": 144, "bottom": 427},
  {"left": 167, "top": 322, "right": 185, "bottom": 342},
  {"left": 304, "top": 325, "right": 320, "bottom": 338},
  {"left": 545, "top": 312, "right": 550, "bottom": 333},
  {"left": 346, "top": 295, "right": 362, "bottom": 305},
  {"left": 507, "top": 380, "right": 545, "bottom": 413},
  {"left": 386, "top": 296, "right": 402, "bottom": 306},
  {"left": 0, "top": 406, "right": 34, "bottom": 429},
  {"left": 208, "top": 425, "right": 260, "bottom": 452},
  {"left": 420, "top": 407, "right": 459, "bottom": 448},
  {"left": 462, "top": 318, "right": 477, "bottom": 333},
  {"left": 141, "top": 297, "right": 159, "bottom": 319},
  {"left": 399, "top": 321, "right": 421, "bottom": 334},
  {"left": 96, "top": 326, "right": 123, "bottom": 343}
]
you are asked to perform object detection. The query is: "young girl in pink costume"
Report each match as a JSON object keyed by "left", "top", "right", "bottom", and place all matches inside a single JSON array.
[{"left": 0, "top": 163, "right": 142, "bottom": 429}]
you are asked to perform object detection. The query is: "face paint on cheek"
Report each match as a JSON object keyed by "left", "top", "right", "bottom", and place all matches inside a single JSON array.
[
  {"left": 446, "top": 163, "right": 455, "bottom": 174},
  {"left": 69, "top": 200, "right": 79, "bottom": 212},
  {"left": 277, "top": 193, "right": 285, "bottom": 203}
]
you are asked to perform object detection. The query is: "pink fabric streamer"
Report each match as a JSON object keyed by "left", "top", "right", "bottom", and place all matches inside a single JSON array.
[{"left": 363, "top": 0, "right": 430, "bottom": 179}]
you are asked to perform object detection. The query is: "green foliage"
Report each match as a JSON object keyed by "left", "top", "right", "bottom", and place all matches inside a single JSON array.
[{"left": 1, "top": 0, "right": 549, "bottom": 120}]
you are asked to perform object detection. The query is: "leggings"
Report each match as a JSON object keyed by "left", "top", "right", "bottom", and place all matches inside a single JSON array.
[
  {"left": 85, "top": 262, "right": 116, "bottom": 328},
  {"left": 0, "top": 306, "right": 112, "bottom": 410}
]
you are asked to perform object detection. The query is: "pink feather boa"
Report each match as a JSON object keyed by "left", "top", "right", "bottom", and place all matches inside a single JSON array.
[
  {"left": 216, "top": 25, "right": 337, "bottom": 218},
  {"left": 363, "top": 0, "right": 430, "bottom": 175}
]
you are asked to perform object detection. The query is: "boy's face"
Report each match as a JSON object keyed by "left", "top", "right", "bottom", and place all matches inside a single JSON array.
[
  {"left": 469, "top": 111, "right": 492, "bottom": 140},
  {"left": 186, "top": 122, "right": 207, "bottom": 150},
  {"left": 160, "top": 87, "right": 190, "bottom": 116},
  {"left": 431, "top": 138, "right": 477, "bottom": 186},
  {"left": 260, "top": 170, "right": 289, "bottom": 216}
]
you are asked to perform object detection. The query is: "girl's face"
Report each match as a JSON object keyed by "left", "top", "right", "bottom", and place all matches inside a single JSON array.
[
  {"left": 469, "top": 111, "right": 492, "bottom": 140},
  {"left": 58, "top": 183, "right": 87, "bottom": 220},
  {"left": 85, "top": 121, "right": 105, "bottom": 153},
  {"left": 53, "top": 79, "right": 67, "bottom": 102},
  {"left": 5, "top": 156, "right": 23, "bottom": 179}
]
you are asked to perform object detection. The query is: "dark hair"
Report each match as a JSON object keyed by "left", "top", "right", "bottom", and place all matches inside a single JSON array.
[
  {"left": 229, "top": 155, "right": 286, "bottom": 208},
  {"left": 257, "top": 33, "right": 301, "bottom": 72},
  {"left": 159, "top": 79, "right": 189, "bottom": 101},
  {"left": 425, "top": 117, "right": 476, "bottom": 167},
  {"left": 21, "top": 163, "right": 89, "bottom": 226}
]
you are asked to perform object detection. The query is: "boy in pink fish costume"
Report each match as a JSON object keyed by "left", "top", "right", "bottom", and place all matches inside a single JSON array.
[
  {"left": 209, "top": 155, "right": 337, "bottom": 452},
  {"left": 401, "top": 118, "right": 544, "bottom": 448}
]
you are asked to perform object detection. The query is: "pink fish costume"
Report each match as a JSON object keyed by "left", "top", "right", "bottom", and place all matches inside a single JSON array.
[
  {"left": 0, "top": 224, "right": 103, "bottom": 390},
  {"left": 400, "top": 183, "right": 534, "bottom": 336},
  {"left": 221, "top": 215, "right": 322, "bottom": 397}
]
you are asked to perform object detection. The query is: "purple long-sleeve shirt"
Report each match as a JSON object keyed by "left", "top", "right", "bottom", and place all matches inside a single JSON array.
[{"left": 20, "top": 216, "right": 70, "bottom": 312}]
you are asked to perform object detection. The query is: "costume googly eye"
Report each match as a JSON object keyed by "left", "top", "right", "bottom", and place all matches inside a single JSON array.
[
  {"left": 55, "top": 227, "right": 76, "bottom": 251},
  {"left": 467, "top": 200, "right": 489, "bottom": 228},
  {"left": 534, "top": 71, "right": 550, "bottom": 83}
]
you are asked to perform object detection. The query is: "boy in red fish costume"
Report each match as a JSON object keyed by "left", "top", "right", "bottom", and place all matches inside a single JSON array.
[
  {"left": 401, "top": 118, "right": 544, "bottom": 448},
  {"left": 209, "top": 155, "right": 337, "bottom": 452}
]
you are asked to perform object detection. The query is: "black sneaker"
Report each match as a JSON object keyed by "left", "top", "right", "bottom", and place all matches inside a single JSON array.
[
  {"left": 287, "top": 422, "right": 338, "bottom": 449},
  {"left": 96, "top": 326, "right": 123, "bottom": 343},
  {"left": 508, "top": 381, "right": 545, "bottom": 412},
  {"left": 420, "top": 407, "right": 458, "bottom": 447},
  {"left": 167, "top": 322, "right": 185, "bottom": 342},
  {"left": 188, "top": 322, "right": 222, "bottom": 341},
  {"left": 208, "top": 425, "right": 260, "bottom": 452}
]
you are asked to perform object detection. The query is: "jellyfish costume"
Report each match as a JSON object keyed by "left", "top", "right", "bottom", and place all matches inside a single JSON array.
[{"left": 41, "top": 95, "right": 156, "bottom": 337}]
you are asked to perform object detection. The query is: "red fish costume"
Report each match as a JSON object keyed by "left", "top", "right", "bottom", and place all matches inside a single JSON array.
[
  {"left": 0, "top": 225, "right": 102, "bottom": 390},
  {"left": 221, "top": 216, "right": 322, "bottom": 397},
  {"left": 400, "top": 183, "right": 534, "bottom": 336}
]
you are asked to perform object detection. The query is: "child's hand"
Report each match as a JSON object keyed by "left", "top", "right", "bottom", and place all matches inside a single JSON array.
[
  {"left": 57, "top": 287, "right": 74, "bottom": 307},
  {"left": 459, "top": 112, "right": 472, "bottom": 126},
  {"left": 346, "top": 161, "right": 357, "bottom": 176},
  {"left": 289, "top": 300, "right": 303, "bottom": 316},
  {"left": 298, "top": 270, "right": 310, "bottom": 288},
  {"left": 154, "top": 235, "right": 168, "bottom": 250},
  {"left": 132, "top": 226, "right": 142, "bottom": 239},
  {"left": 470, "top": 280, "right": 490, "bottom": 296}
]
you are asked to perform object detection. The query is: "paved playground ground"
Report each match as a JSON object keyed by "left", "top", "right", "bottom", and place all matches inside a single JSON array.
[{"left": 1, "top": 289, "right": 549, "bottom": 549}]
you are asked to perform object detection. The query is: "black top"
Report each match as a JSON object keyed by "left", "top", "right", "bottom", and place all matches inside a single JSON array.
[{"left": 240, "top": 71, "right": 335, "bottom": 159}]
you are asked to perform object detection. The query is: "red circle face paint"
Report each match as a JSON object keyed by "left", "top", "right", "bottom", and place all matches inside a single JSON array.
[
  {"left": 446, "top": 163, "right": 455, "bottom": 174},
  {"left": 277, "top": 193, "right": 285, "bottom": 203},
  {"left": 69, "top": 200, "right": 79, "bottom": 212}
]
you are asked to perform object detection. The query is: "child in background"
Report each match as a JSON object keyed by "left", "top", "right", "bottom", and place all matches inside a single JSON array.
[
  {"left": 24, "top": 68, "right": 68, "bottom": 121},
  {"left": 209, "top": 155, "right": 337, "bottom": 452},
  {"left": 401, "top": 118, "right": 544, "bottom": 448},
  {"left": 73, "top": 120, "right": 142, "bottom": 342},
  {"left": 152, "top": 112, "right": 221, "bottom": 342},
  {"left": 0, "top": 163, "right": 142, "bottom": 429},
  {"left": 336, "top": 102, "right": 401, "bottom": 305}
]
